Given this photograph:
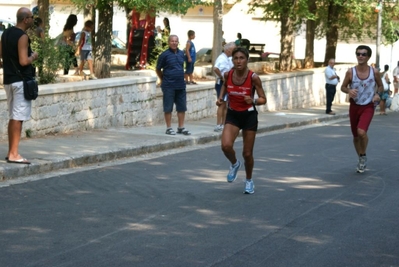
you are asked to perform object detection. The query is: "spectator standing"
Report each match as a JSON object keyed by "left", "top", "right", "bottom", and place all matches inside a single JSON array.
[
  {"left": 392, "top": 61, "right": 399, "bottom": 95},
  {"left": 213, "top": 42, "right": 236, "bottom": 132},
  {"left": 184, "top": 30, "right": 196, "bottom": 84},
  {"left": 156, "top": 35, "right": 191, "bottom": 136},
  {"left": 157, "top": 17, "right": 170, "bottom": 47},
  {"left": 222, "top": 30, "right": 226, "bottom": 48},
  {"left": 379, "top": 64, "right": 391, "bottom": 115},
  {"left": 340, "top": 45, "right": 383, "bottom": 173},
  {"left": 76, "top": 20, "right": 97, "bottom": 80},
  {"left": 34, "top": 17, "right": 44, "bottom": 39},
  {"left": 162, "top": 17, "right": 171, "bottom": 37},
  {"left": 61, "top": 14, "right": 79, "bottom": 75},
  {"left": 324, "top": 58, "right": 339, "bottom": 115},
  {"left": 0, "top": 7, "right": 38, "bottom": 164},
  {"left": 216, "top": 47, "right": 267, "bottom": 194}
]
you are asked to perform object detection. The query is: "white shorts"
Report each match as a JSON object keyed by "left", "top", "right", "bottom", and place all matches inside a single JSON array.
[{"left": 4, "top": 81, "right": 32, "bottom": 121}]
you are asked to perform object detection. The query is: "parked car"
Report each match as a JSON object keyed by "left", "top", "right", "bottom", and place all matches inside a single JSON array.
[{"left": 0, "top": 19, "right": 16, "bottom": 39}]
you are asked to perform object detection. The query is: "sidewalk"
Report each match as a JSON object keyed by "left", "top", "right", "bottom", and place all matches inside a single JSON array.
[{"left": 0, "top": 104, "right": 350, "bottom": 180}]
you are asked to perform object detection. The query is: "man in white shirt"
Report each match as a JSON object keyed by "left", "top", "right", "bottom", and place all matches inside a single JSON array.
[
  {"left": 213, "top": 42, "right": 235, "bottom": 132},
  {"left": 392, "top": 61, "right": 399, "bottom": 95},
  {"left": 324, "top": 58, "right": 340, "bottom": 115}
]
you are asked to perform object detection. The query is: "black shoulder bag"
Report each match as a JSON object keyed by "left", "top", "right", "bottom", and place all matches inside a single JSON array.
[{"left": 4, "top": 29, "right": 39, "bottom": 100}]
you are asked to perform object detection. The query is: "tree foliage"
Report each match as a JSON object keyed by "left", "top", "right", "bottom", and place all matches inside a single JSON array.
[
  {"left": 249, "top": 0, "right": 307, "bottom": 71},
  {"left": 68, "top": 0, "right": 207, "bottom": 77},
  {"left": 249, "top": 0, "right": 399, "bottom": 69},
  {"left": 118, "top": 0, "right": 206, "bottom": 14}
]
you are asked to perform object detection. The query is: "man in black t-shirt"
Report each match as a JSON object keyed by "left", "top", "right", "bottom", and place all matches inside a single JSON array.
[{"left": 0, "top": 7, "right": 38, "bottom": 164}]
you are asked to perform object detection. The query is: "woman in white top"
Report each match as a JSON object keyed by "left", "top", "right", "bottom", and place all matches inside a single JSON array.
[{"left": 379, "top": 64, "right": 391, "bottom": 115}]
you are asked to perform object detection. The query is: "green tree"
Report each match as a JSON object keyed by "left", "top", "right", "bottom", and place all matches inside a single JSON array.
[
  {"left": 249, "top": 0, "right": 304, "bottom": 71},
  {"left": 380, "top": 2, "right": 399, "bottom": 46},
  {"left": 313, "top": 0, "right": 397, "bottom": 66},
  {"left": 304, "top": 0, "right": 317, "bottom": 68},
  {"left": 37, "top": 0, "right": 49, "bottom": 32},
  {"left": 70, "top": 0, "right": 207, "bottom": 77},
  {"left": 94, "top": 0, "right": 113, "bottom": 78},
  {"left": 120, "top": 0, "right": 209, "bottom": 70},
  {"left": 251, "top": 0, "right": 399, "bottom": 69}
]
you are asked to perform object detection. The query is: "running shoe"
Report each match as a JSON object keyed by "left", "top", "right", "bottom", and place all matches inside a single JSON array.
[
  {"left": 244, "top": 179, "right": 255, "bottom": 194},
  {"left": 357, "top": 155, "right": 367, "bottom": 173},
  {"left": 227, "top": 160, "right": 241, "bottom": 183},
  {"left": 214, "top": 124, "right": 223, "bottom": 132}
]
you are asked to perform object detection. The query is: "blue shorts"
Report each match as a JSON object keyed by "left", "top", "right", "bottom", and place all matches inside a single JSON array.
[
  {"left": 215, "top": 81, "right": 227, "bottom": 100},
  {"left": 215, "top": 81, "right": 223, "bottom": 98},
  {"left": 185, "top": 61, "right": 194, "bottom": 74},
  {"left": 80, "top": 50, "right": 93, "bottom": 61},
  {"left": 162, "top": 89, "right": 187, "bottom": 113},
  {"left": 380, "top": 91, "right": 389, "bottom": 100}
]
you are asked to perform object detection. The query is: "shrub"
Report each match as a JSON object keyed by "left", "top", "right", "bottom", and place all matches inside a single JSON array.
[{"left": 30, "top": 34, "right": 70, "bottom": 84}]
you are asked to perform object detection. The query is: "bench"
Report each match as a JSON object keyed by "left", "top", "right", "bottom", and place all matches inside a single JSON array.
[
  {"left": 249, "top": 43, "right": 265, "bottom": 56},
  {"left": 247, "top": 43, "right": 265, "bottom": 62}
]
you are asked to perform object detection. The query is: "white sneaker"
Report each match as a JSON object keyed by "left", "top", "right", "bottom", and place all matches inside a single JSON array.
[
  {"left": 214, "top": 124, "right": 223, "bottom": 132},
  {"left": 357, "top": 155, "right": 367, "bottom": 173},
  {"left": 244, "top": 179, "right": 255, "bottom": 194},
  {"left": 89, "top": 74, "right": 97, "bottom": 80}
]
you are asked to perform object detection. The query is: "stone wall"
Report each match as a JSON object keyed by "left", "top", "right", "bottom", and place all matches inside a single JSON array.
[{"left": 0, "top": 65, "right": 349, "bottom": 140}]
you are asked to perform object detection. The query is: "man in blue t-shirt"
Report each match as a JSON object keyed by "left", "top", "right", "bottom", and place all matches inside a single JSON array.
[{"left": 156, "top": 35, "right": 191, "bottom": 135}]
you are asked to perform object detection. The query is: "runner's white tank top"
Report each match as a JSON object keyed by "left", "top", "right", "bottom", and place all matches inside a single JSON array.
[{"left": 351, "top": 66, "right": 375, "bottom": 105}]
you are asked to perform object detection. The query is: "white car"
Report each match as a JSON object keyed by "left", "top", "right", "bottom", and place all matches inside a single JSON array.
[{"left": 0, "top": 19, "right": 16, "bottom": 39}]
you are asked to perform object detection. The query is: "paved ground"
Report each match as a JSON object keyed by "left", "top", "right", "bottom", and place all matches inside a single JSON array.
[{"left": 1, "top": 104, "right": 398, "bottom": 267}]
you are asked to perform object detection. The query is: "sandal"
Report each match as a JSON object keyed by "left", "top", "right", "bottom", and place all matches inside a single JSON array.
[
  {"left": 165, "top": 128, "right": 176, "bottom": 135},
  {"left": 190, "top": 81, "right": 197, "bottom": 85},
  {"left": 177, "top": 127, "right": 191, "bottom": 135}
]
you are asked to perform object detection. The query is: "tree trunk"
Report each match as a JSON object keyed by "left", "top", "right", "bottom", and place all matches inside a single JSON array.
[
  {"left": 279, "top": 14, "right": 294, "bottom": 71},
  {"left": 212, "top": 0, "right": 223, "bottom": 66},
  {"left": 94, "top": 1, "right": 113, "bottom": 78},
  {"left": 304, "top": 0, "right": 317, "bottom": 68},
  {"left": 37, "top": 0, "right": 49, "bottom": 33},
  {"left": 323, "top": 2, "right": 340, "bottom": 66}
]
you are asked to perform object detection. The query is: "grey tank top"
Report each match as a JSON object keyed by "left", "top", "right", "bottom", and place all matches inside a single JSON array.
[{"left": 351, "top": 66, "right": 375, "bottom": 105}]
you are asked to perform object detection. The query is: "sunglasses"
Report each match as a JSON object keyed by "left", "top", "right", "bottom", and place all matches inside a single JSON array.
[
  {"left": 25, "top": 16, "right": 34, "bottom": 19},
  {"left": 356, "top": 52, "right": 368, "bottom": 57}
]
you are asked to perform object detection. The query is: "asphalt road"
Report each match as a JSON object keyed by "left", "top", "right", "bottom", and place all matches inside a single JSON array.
[{"left": 1, "top": 113, "right": 399, "bottom": 267}]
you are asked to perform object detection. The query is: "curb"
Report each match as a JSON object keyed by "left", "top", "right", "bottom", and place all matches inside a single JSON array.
[{"left": 0, "top": 114, "right": 348, "bottom": 181}]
